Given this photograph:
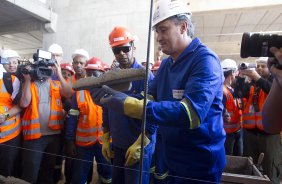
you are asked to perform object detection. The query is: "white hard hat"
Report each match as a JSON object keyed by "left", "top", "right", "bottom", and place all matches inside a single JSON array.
[
  {"left": 48, "top": 43, "right": 63, "bottom": 55},
  {"left": 72, "top": 49, "right": 89, "bottom": 60},
  {"left": 255, "top": 57, "right": 268, "bottom": 64},
  {"left": 1, "top": 49, "right": 20, "bottom": 64},
  {"left": 152, "top": 0, "right": 192, "bottom": 28},
  {"left": 221, "top": 59, "right": 237, "bottom": 72}
]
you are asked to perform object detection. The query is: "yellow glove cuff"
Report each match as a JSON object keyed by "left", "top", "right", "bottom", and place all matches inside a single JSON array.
[{"left": 124, "top": 97, "right": 147, "bottom": 119}]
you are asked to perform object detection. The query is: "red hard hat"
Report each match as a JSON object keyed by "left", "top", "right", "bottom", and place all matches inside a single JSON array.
[
  {"left": 151, "top": 61, "right": 162, "bottom": 71},
  {"left": 60, "top": 63, "right": 74, "bottom": 75},
  {"left": 84, "top": 57, "right": 105, "bottom": 72},
  {"left": 109, "top": 26, "right": 134, "bottom": 48},
  {"left": 102, "top": 62, "right": 110, "bottom": 71}
]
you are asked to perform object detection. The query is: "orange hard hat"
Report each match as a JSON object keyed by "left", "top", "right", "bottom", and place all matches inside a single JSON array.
[
  {"left": 60, "top": 63, "right": 74, "bottom": 75},
  {"left": 109, "top": 26, "right": 134, "bottom": 48},
  {"left": 84, "top": 57, "right": 105, "bottom": 71},
  {"left": 151, "top": 61, "right": 162, "bottom": 71}
]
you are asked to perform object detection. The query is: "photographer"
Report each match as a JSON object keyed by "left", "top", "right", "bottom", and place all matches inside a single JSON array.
[
  {"left": 19, "top": 53, "right": 71, "bottom": 183},
  {"left": 262, "top": 47, "right": 282, "bottom": 134},
  {"left": 239, "top": 57, "right": 280, "bottom": 184}
]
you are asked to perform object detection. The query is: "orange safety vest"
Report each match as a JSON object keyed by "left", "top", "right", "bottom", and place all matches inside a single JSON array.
[
  {"left": 21, "top": 80, "right": 64, "bottom": 140},
  {"left": 76, "top": 90, "right": 103, "bottom": 147},
  {"left": 0, "top": 76, "right": 21, "bottom": 143},
  {"left": 223, "top": 86, "right": 242, "bottom": 134},
  {"left": 242, "top": 86, "right": 267, "bottom": 131}
]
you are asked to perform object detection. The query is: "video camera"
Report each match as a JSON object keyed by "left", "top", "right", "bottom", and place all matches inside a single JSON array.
[
  {"left": 17, "top": 49, "right": 56, "bottom": 81},
  {"left": 238, "top": 62, "right": 257, "bottom": 70},
  {"left": 240, "top": 32, "right": 282, "bottom": 58}
]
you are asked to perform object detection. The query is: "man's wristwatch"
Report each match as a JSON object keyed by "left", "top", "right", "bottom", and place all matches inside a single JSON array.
[{"left": 3, "top": 113, "right": 10, "bottom": 120}]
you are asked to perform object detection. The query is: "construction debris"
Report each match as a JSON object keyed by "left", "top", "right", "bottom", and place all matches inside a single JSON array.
[{"left": 72, "top": 68, "right": 146, "bottom": 92}]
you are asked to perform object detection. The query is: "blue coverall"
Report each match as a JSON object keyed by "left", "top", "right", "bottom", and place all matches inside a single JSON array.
[
  {"left": 146, "top": 38, "right": 226, "bottom": 184},
  {"left": 103, "top": 60, "right": 156, "bottom": 184}
]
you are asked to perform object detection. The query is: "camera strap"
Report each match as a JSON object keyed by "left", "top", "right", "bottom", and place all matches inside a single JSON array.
[
  {"left": 252, "top": 86, "right": 260, "bottom": 112},
  {"left": 3, "top": 72, "right": 13, "bottom": 95}
]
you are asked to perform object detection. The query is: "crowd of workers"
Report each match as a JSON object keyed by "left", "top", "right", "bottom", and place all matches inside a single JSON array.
[{"left": 0, "top": 0, "right": 282, "bottom": 184}]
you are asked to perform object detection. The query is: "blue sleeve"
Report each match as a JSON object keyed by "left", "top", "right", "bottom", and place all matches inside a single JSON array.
[
  {"left": 102, "top": 106, "right": 109, "bottom": 129},
  {"left": 65, "top": 93, "right": 79, "bottom": 140},
  {"left": 146, "top": 55, "right": 223, "bottom": 127}
]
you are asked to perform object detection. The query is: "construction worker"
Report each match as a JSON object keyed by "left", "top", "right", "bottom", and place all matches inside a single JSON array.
[
  {"left": 65, "top": 57, "right": 112, "bottom": 184},
  {"left": 91, "top": 0, "right": 226, "bottom": 183},
  {"left": 262, "top": 47, "right": 282, "bottom": 133},
  {"left": 0, "top": 50, "right": 22, "bottom": 178},
  {"left": 48, "top": 43, "right": 64, "bottom": 65},
  {"left": 221, "top": 59, "right": 243, "bottom": 156},
  {"left": 61, "top": 63, "right": 75, "bottom": 81},
  {"left": 71, "top": 49, "right": 89, "bottom": 83},
  {"left": 239, "top": 57, "right": 281, "bottom": 184},
  {"left": 98, "top": 26, "right": 155, "bottom": 184},
  {"left": 19, "top": 55, "right": 72, "bottom": 183}
]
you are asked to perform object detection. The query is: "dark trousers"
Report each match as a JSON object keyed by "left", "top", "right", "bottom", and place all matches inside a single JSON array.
[
  {"left": 71, "top": 142, "right": 112, "bottom": 184},
  {"left": 243, "top": 129, "right": 281, "bottom": 184},
  {"left": 0, "top": 134, "right": 21, "bottom": 177},
  {"left": 224, "top": 129, "right": 243, "bottom": 156},
  {"left": 21, "top": 134, "right": 60, "bottom": 184}
]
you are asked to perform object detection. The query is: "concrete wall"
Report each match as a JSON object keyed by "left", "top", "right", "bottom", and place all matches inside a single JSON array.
[{"left": 43, "top": 0, "right": 154, "bottom": 65}]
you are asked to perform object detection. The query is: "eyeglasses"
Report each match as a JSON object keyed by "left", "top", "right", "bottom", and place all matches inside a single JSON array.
[{"left": 112, "top": 46, "right": 131, "bottom": 55}]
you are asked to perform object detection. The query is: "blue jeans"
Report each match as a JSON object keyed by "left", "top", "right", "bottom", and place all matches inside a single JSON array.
[
  {"left": 224, "top": 129, "right": 243, "bottom": 156},
  {"left": 21, "top": 134, "right": 60, "bottom": 184},
  {"left": 112, "top": 142, "right": 154, "bottom": 184},
  {"left": 0, "top": 134, "right": 21, "bottom": 177},
  {"left": 71, "top": 142, "right": 112, "bottom": 184}
]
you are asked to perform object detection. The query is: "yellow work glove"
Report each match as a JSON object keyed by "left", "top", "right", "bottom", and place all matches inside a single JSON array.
[
  {"left": 102, "top": 132, "right": 114, "bottom": 162},
  {"left": 125, "top": 134, "right": 150, "bottom": 166}
]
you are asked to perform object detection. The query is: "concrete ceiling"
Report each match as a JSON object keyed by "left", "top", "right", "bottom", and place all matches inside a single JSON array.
[
  {"left": 0, "top": 0, "right": 282, "bottom": 61},
  {"left": 193, "top": 4, "right": 282, "bottom": 61}
]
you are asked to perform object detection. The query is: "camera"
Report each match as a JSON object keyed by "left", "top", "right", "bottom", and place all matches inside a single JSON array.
[
  {"left": 17, "top": 49, "right": 56, "bottom": 81},
  {"left": 240, "top": 32, "right": 282, "bottom": 58},
  {"left": 238, "top": 62, "right": 257, "bottom": 70}
]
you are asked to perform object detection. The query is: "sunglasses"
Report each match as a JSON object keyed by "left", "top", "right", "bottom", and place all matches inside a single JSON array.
[{"left": 112, "top": 46, "right": 131, "bottom": 55}]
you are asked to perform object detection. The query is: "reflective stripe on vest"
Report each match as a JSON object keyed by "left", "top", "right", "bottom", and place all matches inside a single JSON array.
[
  {"left": 0, "top": 121, "right": 21, "bottom": 138},
  {"left": 0, "top": 76, "right": 21, "bottom": 143},
  {"left": 76, "top": 90, "right": 103, "bottom": 147}
]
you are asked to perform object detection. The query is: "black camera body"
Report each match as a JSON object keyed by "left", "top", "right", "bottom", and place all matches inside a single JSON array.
[
  {"left": 17, "top": 49, "right": 56, "bottom": 81},
  {"left": 240, "top": 32, "right": 282, "bottom": 58}
]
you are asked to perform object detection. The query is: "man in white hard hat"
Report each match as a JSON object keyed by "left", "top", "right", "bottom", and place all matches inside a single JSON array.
[
  {"left": 0, "top": 49, "right": 22, "bottom": 178},
  {"left": 239, "top": 57, "right": 280, "bottom": 184},
  {"left": 48, "top": 43, "right": 63, "bottom": 65},
  {"left": 71, "top": 49, "right": 89, "bottom": 83},
  {"left": 221, "top": 59, "right": 243, "bottom": 157},
  {"left": 262, "top": 47, "right": 282, "bottom": 133},
  {"left": 91, "top": 0, "right": 226, "bottom": 183}
]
